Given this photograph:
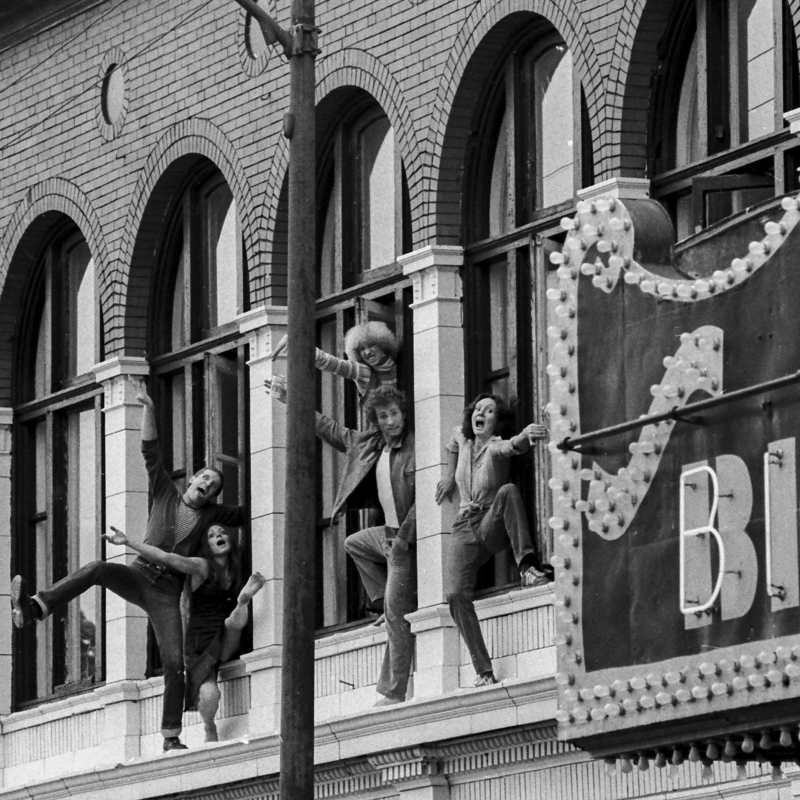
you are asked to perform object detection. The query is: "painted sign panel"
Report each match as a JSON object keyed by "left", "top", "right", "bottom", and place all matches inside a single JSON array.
[{"left": 550, "top": 193, "right": 800, "bottom": 753}]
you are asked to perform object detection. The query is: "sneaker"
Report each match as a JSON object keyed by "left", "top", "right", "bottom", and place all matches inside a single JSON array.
[
  {"left": 162, "top": 736, "right": 188, "bottom": 752},
  {"left": 10, "top": 575, "right": 38, "bottom": 628},
  {"left": 520, "top": 566, "right": 553, "bottom": 588},
  {"left": 374, "top": 696, "right": 403, "bottom": 707},
  {"left": 474, "top": 672, "right": 498, "bottom": 687}
]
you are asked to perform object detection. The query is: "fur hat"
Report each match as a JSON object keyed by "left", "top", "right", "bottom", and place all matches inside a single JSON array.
[{"left": 343, "top": 321, "right": 399, "bottom": 363}]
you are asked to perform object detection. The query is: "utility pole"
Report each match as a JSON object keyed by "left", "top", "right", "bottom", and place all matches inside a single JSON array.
[{"left": 230, "top": 1, "right": 318, "bottom": 797}]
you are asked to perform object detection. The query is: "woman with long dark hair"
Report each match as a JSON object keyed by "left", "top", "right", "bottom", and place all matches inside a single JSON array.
[
  {"left": 436, "top": 393, "right": 551, "bottom": 686},
  {"left": 104, "top": 524, "right": 264, "bottom": 743}
]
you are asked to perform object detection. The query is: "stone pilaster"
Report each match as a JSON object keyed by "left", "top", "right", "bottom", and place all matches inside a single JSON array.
[
  {"left": 94, "top": 355, "right": 151, "bottom": 761},
  {"left": 400, "top": 245, "right": 464, "bottom": 697},
  {"left": 238, "top": 305, "right": 287, "bottom": 737},
  {"left": 0, "top": 408, "right": 13, "bottom": 716},
  {"left": 368, "top": 747, "right": 449, "bottom": 800}
]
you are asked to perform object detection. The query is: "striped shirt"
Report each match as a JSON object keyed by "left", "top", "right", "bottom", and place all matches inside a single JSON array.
[
  {"left": 446, "top": 426, "right": 521, "bottom": 512},
  {"left": 315, "top": 348, "right": 397, "bottom": 397},
  {"left": 174, "top": 501, "right": 202, "bottom": 546}
]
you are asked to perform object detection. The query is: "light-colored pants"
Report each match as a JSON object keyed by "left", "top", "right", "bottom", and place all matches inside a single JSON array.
[
  {"left": 345, "top": 526, "right": 417, "bottom": 701},
  {"left": 445, "top": 484, "right": 535, "bottom": 676}
]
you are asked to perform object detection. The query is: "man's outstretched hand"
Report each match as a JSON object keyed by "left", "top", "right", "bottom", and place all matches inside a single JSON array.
[{"left": 264, "top": 374, "right": 287, "bottom": 404}]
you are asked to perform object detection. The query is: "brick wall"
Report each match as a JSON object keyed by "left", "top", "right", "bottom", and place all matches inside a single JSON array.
[{"left": 1, "top": 0, "right": 798, "bottom": 378}]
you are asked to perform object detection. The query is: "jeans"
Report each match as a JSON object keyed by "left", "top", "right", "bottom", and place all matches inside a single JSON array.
[
  {"left": 37, "top": 558, "right": 185, "bottom": 737},
  {"left": 344, "top": 526, "right": 417, "bottom": 701},
  {"left": 445, "top": 484, "right": 535, "bottom": 677}
]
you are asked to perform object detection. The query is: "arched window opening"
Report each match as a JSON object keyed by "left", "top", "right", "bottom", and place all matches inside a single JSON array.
[
  {"left": 311, "top": 93, "right": 414, "bottom": 630},
  {"left": 462, "top": 22, "right": 586, "bottom": 587},
  {"left": 12, "top": 225, "right": 102, "bottom": 707},
  {"left": 146, "top": 164, "right": 250, "bottom": 675},
  {"left": 468, "top": 31, "right": 588, "bottom": 243}
]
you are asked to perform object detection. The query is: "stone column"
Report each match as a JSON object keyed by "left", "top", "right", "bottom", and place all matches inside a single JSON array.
[
  {"left": 238, "top": 305, "right": 287, "bottom": 737},
  {"left": 0, "top": 409, "right": 13, "bottom": 716},
  {"left": 94, "top": 355, "right": 151, "bottom": 761},
  {"left": 399, "top": 245, "right": 464, "bottom": 697}
]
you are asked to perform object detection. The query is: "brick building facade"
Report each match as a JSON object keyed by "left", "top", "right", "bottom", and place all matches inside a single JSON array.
[{"left": 1, "top": 0, "right": 799, "bottom": 797}]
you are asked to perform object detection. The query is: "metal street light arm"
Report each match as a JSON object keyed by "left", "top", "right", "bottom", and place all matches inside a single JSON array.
[{"left": 230, "top": 0, "right": 292, "bottom": 56}]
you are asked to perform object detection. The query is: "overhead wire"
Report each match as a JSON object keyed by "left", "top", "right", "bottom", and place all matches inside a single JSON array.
[
  {"left": 0, "top": 0, "right": 219, "bottom": 155},
  {"left": 0, "top": 0, "right": 123, "bottom": 100}
]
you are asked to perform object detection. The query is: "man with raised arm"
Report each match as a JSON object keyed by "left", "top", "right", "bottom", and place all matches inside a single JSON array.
[
  {"left": 267, "top": 378, "right": 416, "bottom": 705},
  {"left": 10, "top": 379, "right": 246, "bottom": 752}
]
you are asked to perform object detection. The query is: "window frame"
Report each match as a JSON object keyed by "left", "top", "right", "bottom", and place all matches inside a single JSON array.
[
  {"left": 650, "top": 0, "right": 800, "bottom": 239},
  {"left": 312, "top": 97, "right": 415, "bottom": 632},
  {"left": 461, "top": 25, "right": 589, "bottom": 585},
  {"left": 317, "top": 97, "right": 412, "bottom": 294},
  {"left": 11, "top": 226, "right": 105, "bottom": 709},
  {"left": 144, "top": 166, "right": 252, "bottom": 674}
]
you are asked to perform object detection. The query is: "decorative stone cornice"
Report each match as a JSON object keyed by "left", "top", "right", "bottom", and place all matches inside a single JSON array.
[
  {"left": 576, "top": 177, "right": 651, "bottom": 201},
  {"left": 399, "top": 245, "right": 463, "bottom": 307},
  {"left": 435, "top": 723, "right": 559, "bottom": 758},
  {"left": 784, "top": 107, "right": 800, "bottom": 134},
  {"left": 367, "top": 746, "right": 443, "bottom": 785},
  {"left": 93, "top": 356, "right": 150, "bottom": 411},
  {"left": 238, "top": 305, "right": 288, "bottom": 365},
  {"left": 93, "top": 355, "right": 150, "bottom": 384}
]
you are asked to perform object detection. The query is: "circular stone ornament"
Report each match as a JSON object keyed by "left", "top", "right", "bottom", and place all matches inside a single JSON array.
[{"left": 97, "top": 48, "right": 128, "bottom": 140}]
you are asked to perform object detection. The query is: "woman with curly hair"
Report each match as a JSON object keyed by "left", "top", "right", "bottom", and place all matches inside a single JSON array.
[
  {"left": 435, "top": 393, "right": 551, "bottom": 687},
  {"left": 269, "top": 320, "right": 398, "bottom": 399},
  {"left": 104, "top": 524, "right": 264, "bottom": 743}
]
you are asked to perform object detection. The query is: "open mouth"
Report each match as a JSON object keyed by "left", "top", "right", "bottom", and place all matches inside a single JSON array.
[
  {"left": 474, "top": 419, "right": 485, "bottom": 430},
  {"left": 197, "top": 486, "right": 207, "bottom": 497}
]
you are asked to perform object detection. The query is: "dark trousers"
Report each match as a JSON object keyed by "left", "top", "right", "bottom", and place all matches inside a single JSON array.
[
  {"left": 37, "top": 559, "right": 185, "bottom": 737},
  {"left": 344, "top": 526, "right": 417, "bottom": 701},
  {"left": 445, "top": 484, "right": 535, "bottom": 677}
]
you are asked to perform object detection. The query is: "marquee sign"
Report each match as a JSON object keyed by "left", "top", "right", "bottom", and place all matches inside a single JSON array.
[{"left": 548, "top": 191, "right": 800, "bottom": 768}]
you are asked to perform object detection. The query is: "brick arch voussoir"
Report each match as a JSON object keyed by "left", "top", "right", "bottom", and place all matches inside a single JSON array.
[
  {"left": 257, "top": 130, "right": 289, "bottom": 307},
  {"left": 113, "top": 118, "right": 262, "bottom": 355},
  {"left": 0, "top": 178, "right": 109, "bottom": 302},
  {"left": 603, "top": 0, "right": 669, "bottom": 178},
  {"left": 0, "top": 179, "right": 110, "bottom": 404}
]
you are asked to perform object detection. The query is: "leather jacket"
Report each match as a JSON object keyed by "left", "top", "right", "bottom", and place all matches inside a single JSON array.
[{"left": 315, "top": 413, "right": 416, "bottom": 545}]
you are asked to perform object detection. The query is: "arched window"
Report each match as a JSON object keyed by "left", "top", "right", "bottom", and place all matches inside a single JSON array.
[
  {"left": 652, "top": 0, "right": 800, "bottom": 239},
  {"left": 13, "top": 225, "right": 102, "bottom": 705},
  {"left": 462, "top": 23, "right": 590, "bottom": 585},
  {"left": 313, "top": 95, "right": 413, "bottom": 629},
  {"left": 146, "top": 163, "right": 250, "bottom": 669}
]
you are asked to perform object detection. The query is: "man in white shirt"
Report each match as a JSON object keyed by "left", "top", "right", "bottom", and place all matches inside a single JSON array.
[{"left": 268, "top": 382, "right": 416, "bottom": 706}]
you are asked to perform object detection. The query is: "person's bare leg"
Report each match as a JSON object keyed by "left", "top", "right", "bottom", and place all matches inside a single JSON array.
[
  {"left": 219, "top": 573, "right": 265, "bottom": 661},
  {"left": 197, "top": 675, "right": 221, "bottom": 742}
]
